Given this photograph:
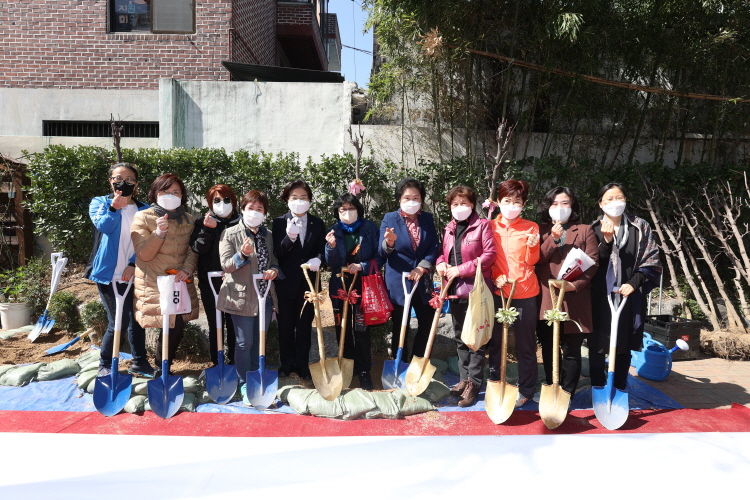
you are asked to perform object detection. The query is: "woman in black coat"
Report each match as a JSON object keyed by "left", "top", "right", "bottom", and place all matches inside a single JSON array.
[
  {"left": 589, "top": 182, "right": 662, "bottom": 391},
  {"left": 189, "top": 184, "right": 240, "bottom": 366},
  {"left": 271, "top": 180, "right": 326, "bottom": 380}
]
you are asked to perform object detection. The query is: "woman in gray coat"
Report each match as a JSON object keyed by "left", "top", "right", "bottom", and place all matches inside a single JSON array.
[{"left": 218, "top": 190, "right": 281, "bottom": 396}]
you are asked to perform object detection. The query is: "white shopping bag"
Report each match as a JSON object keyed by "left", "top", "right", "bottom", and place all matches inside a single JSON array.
[
  {"left": 157, "top": 274, "right": 192, "bottom": 316},
  {"left": 557, "top": 247, "right": 596, "bottom": 282}
]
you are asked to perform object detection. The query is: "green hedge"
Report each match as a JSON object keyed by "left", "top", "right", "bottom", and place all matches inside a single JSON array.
[{"left": 24, "top": 144, "right": 741, "bottom": 265}]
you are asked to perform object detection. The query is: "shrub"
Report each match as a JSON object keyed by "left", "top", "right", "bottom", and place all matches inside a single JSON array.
[
  {"left": 81, "top": 300, "right": 108, "bottom": 337},
  {"left": 176, "top": 321, "right": 210, "bottom": 360},
  {"left": 48, "top": 291, "right": 82, "bottom": 332},
  {"left": 20, "top": 257, "right": 51, "bottom": 318}
]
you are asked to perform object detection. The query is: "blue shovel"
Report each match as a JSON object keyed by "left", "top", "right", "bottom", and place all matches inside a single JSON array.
[
  {"left": 382, "top": 272, "right": 417, "bottom": 389},
  {"left": 592, "top": 289, "right": 630, "bottom": 430},
  {"left": 204, "top": 271, "right": 238, "bottom": 404},
  {"left": 148, "top": 275, "right": 184, "bottom": 419},
  {"left": 245, "top": 274, "right": 277, "bottom": 409},
  {"left": 28, "top": 253, "right": 65, "bottom": 342},
  {"left": 93, "top": 279, "right": 134, "bottom": 416}
]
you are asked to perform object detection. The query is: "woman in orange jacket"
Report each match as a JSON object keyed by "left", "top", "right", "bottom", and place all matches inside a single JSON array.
[{"left": 489, "top": 179, "right": 540, "bottom": 407}]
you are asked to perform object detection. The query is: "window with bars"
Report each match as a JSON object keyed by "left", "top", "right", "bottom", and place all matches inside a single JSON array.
[
  {"left": 110, "top": 0, "right": 195, "bottom": 34},
  {"left": 43, "top": 121, "right": 160, "bottom": 138}
]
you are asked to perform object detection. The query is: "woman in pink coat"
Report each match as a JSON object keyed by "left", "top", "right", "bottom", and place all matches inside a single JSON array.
[{"left": 435, "top": 186, "right": 496, "bottom": 407}]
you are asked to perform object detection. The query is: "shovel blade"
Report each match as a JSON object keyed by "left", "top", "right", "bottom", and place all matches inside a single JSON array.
[
  {"left": 28, "top": 314, "right": 47, "bottom": 342},
  {"left": 381, "top": 360, "right": 409, "bottom": 390},
  {"left": 93, "top": 366, "right": 133, "bottom": 417},
  {"left": 205, "top": 360, "right": 238, "bottom": 405},
  {"left": 148, "top": 372, "right": 184, "bottom": 419},
  {"left": 246, "top": 369, "right": 279, "bottom": 409},
  {"left": 45, "top": 336, "right": 80, "bottom": 355},
  {"left": 381, "top": 347, "right": 409, "bottom": 390},
  {"left": 592, "top": 383, "right": 629, "bottom": 431},
  {"left": 404, "top": 356, "right": 436, "bottom": 397},
  {"left": 485, "top": 380, "right": 518, "bottom": 424},
  {"left": 310, "top": 358, "right": 343, "bottom": 401},
  {"left": 40, "top": 316, "right": 56, "bottom": 334},
  {"left": 539, "top": 383, "right": 572, "bottom": 430},
  {"left": 339, "top": 358, "right": 354, "bottom": 390}
]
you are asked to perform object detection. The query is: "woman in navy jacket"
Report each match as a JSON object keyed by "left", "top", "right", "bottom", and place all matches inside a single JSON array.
[
  {"left": 85, "top": 162, "right": 153, "bottom": 378},
  {"left": 379, "top": 178, "right": 440, "bottom": 362},
  {"left": 325, "top": 193, "right": 383, "bottom": 390}
]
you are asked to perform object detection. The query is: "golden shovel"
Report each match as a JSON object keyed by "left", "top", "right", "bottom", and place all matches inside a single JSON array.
[
  {"left": 485, "top": 280, "right": 518, "bottom": 425},
  {"left": 335, "top": 269, "right": 357, "bottom": 389},
  {"left": 301, "top": 264, "right": 343, "bottom": 401},
  {"left": 539, "top": 279, "right": 572, "bottom": 429},
  {"left": 405, "top": 277, "right": 455, "bottom": 397}
]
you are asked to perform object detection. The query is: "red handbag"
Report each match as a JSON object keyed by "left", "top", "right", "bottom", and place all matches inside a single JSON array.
[{"left": 360, "top": 259, "right": 393, "bottom": 326}]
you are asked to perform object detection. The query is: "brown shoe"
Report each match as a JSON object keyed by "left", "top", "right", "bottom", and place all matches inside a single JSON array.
[
  {"left": 458, "top": 381, "right": 480, "bottom": 407},
  {"left": 450, "top": 379, "right": 469, "bottom": 397}
]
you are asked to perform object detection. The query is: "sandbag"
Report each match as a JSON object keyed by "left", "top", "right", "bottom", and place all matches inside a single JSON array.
[
  {"left": 75, "top": 349, "right": 101, "bottom": 369},
  {"left": 37, "top": 359, "right": 80, "bottom": 381},
  {"left": 76, "top": 369, "right": 98, "bottom": 390},
  {"left": 421, "top": 380, "right": 451, "bottom": 403},
  {"left": 447, "top": 356, "right": 460, "bottom": 376},
  {"left": 124, "top": 395, "right": 147, "bottom": 413},
  {"left": 78, "top": 360, "right": 100, "bottom": 375},
  {"left": 0, "top": 363, "right": 45, "bottom": 387},
  {"left": 132, "top": 378, "right": 149, "bottom": 395},
  {"left": 183, "top": 375, "right": 202, "bottom": 393},
  {"left": 283, "top": 387, "right": 315, "bottom": 414},
  {"left": 181, "top": 393, "right": 196, "bottom": 412},
  {"left": 391, "top": 389, "right": 434, "bottom": 416},
  {"left": 341, "top": 389, "right": 378, "bottom": 420},
  {"left": 0, "top": 365, "right": 15, "bottom": 377},
  {"left": 86, "top": 378, "right": 96, "bottom": 394},
  {"left": 364, "top": 391, "right": 401, "bottom": 419},
  {"left": 305, "top": 391, "right": 345, "bottom": 419},
  {"left": 195, "top": 390, "right": 213, "bottom": 405}
]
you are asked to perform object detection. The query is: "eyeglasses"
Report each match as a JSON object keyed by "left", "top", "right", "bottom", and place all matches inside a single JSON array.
[
  {"left": 110, "top": 175, "right": 136, "bottom": 184},
  {"left": 213, "top": 197, "right": 232, "bottom": 204}
]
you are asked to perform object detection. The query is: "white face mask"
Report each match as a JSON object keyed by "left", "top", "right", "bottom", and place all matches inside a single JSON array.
[
  {"left": 400, "top": 200, "right": 421, "bottom": 215},
  {"left": 212, "top": 202, "right": 233, "bottom": 218},
  {"left": 601, "top": 200, "right": 626, "bottom": 218},
  {"left": 500, "top": 204, "right": 522, "bottom": 220},
  {"left": 451, "top": 206, "right": 473, "bottom": 221},
  {"left": 288, "top": 199, "right": 310, "bottom": 215},
  {"left": 339, "top": 209, "right": 358, "bottom": 224},
  {"left": 549, "top": 207, "right": 572, "bottom": 223},
  {"left": 157, "top": 194, "right": 182, "bottom": 211},
  {"left": 243, "top": 209, "right": 265, "bottom": 228}
]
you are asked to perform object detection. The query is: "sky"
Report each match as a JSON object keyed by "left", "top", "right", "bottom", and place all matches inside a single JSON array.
[{"left": 328, "top": 0, "right": 373, "bottom": 87}]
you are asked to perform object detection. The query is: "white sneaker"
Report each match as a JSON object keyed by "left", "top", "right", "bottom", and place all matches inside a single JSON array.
[
  {"left": 515, "top": 393, "right": 529, "bottom": 408},
  {"left": 532, "top": 391, "right": 541, "bottom": 403}
]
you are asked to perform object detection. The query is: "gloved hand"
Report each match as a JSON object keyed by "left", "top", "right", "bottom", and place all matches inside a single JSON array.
[
  {"left": 305, "top": 258, "right": 321, "bottom": 272},
  {"left": 286, "top": 218, "right": 301, "bottom": 240}
]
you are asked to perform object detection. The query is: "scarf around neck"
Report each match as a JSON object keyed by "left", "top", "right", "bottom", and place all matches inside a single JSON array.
[{"left": 151, "top": 203, "right": 189, "bottom": 227}]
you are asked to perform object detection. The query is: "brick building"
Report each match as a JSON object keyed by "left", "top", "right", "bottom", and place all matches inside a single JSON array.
[{"left": 1, "top": 0, "right": 339, "bottom": 90}]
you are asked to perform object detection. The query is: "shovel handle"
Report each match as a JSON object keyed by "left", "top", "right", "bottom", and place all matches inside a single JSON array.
[
  {"left": 50, "top": 252, "right": 63, "bottom": 268},
  {"left": 252, "top": 273, "right": 271, "bottom": 357},
  {"left": 547, "top": 280, "right": 568, "bottom": 387},
  {"left": 336, "top": 270, "right": 359, "bottom": 362},
  {"left": 422, "top": 277, "right": 455, "bottom": 360},
  {"left": 207, "top": 271, "right": 225, "bottom": 352},
  {"left": 111, "top": 279, "right": 134, "bottom": 360},
  {"left": 606, "top": 289, "right": 628, "bottom": 374},
  {"left": 301, "top": 264, "right": 327, "bottom": 365}
]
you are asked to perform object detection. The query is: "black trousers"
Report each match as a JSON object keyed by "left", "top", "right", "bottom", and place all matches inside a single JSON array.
[
  {"left": 277, "top": 291, "right": 314, "bottom": 377},
  {"left": 537, "top": 319, "right": 584, "bottom": 395},
  {"left": 98, "top": 282, "right": 148, "bottom": 367},
  {"left": 155, "top": 314, "right": 185, "bottom": 367},
  {"left": 587, "top": 332, "right": 631, "bottom": 390},
  {"left": 488, "top": 294, "right": 538, "bottom": 399},
  {"left": 449, "top": 300, "right": 486, "bottom": 386},
  {"left": 198, "top": 278, "right": 236, "bottom": 365},
  {"left": 333, "top": 301, "right": 371, "bottom": 374},
  {"left": 390, "top": 296, "right": 434, "bottom": 362}
]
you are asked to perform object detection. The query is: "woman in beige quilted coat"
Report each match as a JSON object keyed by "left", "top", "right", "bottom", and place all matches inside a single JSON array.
[{"left": 131, "top": 173, "right": 199, "bottom": 370}]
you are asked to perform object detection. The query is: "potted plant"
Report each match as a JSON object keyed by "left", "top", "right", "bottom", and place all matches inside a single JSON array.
[{"left": 0, "top": 267, "right": 32, "bottom": 329}]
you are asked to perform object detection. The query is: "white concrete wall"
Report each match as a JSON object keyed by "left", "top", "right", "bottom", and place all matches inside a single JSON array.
[
  {"left": 0, "top": 87, "right": 159, "bottom": 158},
  {"left": 159, "top": 78, "right": 356, "bottom": 159}
]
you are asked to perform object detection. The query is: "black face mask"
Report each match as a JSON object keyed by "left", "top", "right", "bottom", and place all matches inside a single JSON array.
[{"left": 113, "top": 180, "right": 135, "bottom": 197}]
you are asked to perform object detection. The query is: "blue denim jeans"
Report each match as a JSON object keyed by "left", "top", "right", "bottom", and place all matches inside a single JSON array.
[
  {"left": 97, "top": 281, "right": 147, "bottom": 367},
  {"left": 231, "top": 298, "right": 273, "bottom": 385}
]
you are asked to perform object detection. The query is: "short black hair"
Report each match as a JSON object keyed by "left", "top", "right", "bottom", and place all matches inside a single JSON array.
[
  {"left": 109, "top": 162, "right": 139, "bottom": 181},
  {"left": 395, "top": 177, "right": 425, "bottom": 202},
  {"left": 539, "top": 186, "right": 581, "bottom": 224},
  {"left": 281, "top": 179, "right": 313, "bottom": 202},
  {"left": 597, "top": 182, "right": 627, "bottom": 203},
  {"left": 332, "top": 193, "right": 364, "bottom": 220}
]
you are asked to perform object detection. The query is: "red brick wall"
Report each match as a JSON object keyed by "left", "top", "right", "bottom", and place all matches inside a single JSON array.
[
  {"left": 0, "top": 0, "right": 233, "bottom": 90},
  {"left": 232, "top": 0, "right": 276, "bottom": 65},
  {"left": 276, "top": 1, "right": 326, "bottom": 71}
]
